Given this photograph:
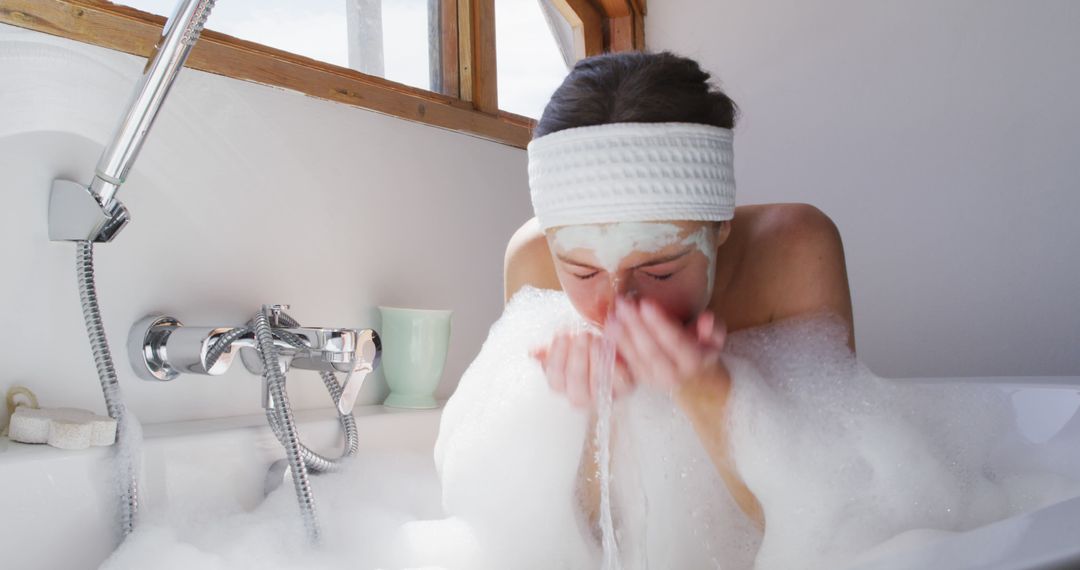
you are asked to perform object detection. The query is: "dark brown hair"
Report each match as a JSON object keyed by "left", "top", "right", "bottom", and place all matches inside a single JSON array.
[{"left": 534, "top": 51, "right": 738, "bottom": 139}]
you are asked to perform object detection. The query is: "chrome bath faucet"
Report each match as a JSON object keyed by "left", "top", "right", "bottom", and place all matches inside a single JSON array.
[{"left": 129, "top": 305, "right": 381, "bottom": 414}]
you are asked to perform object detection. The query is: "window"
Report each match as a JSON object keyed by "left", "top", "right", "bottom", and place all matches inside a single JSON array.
[
  {"left": 495, "top": 0, "right": 568, "bottom": 118},
  {"left": 122, "top": 0, "right": 440, "bottom": 91},
  {"left": 1, "top": 0, "right": 646, "bottom": 147}
]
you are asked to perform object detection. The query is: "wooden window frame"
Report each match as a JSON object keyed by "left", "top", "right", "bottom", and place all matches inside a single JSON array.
[
  {"left": 569, "top": 0, "right": 645, "bottom": 56},
  {"left": 0, "top": 0, "right": 645, "bottom": 148}
]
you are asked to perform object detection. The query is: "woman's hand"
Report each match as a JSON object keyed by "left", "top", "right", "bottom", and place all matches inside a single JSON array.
[
  {"left": 531, "top": 330, "right": 633, "bottom": 408},
  {"left": 531, "top": 297, "right": 731, "bottom": 408},
  {"left": 612, "top": 297, "right": 732, "bottom": 407}
]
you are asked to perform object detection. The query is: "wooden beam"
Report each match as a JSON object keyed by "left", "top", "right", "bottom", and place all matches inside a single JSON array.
[
  {"left": 0, "top": 0, "right": 530, "bottom": 147},
  {"left": 461, "top": 0, "right": 498, "bottom": 113},
  {"left": 607, "top": 15, "right": 635, "bottom": 52},
  {"left": 553, "top": 0, "right": 604, "bottom": 58},
  {"left": 439, "top": 0, "right": 460, "bottom": 97},
  {"left": 590, "top": 0, "right": 645, "bottom": 53},
  {"left": 595, "top": 0, "right": 632, "bottom": 18},
  {"left": 457, "top": 0, "right": 475, "bottom": 102},
  {"left": 633, "top": 9, "right": 645, "bottom": 50}
]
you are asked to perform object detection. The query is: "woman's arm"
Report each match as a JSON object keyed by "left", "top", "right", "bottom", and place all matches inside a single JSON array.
[
  {"left": 625, "top": 207, "right": 852, "bottom": 528},
  {"left": 675, "top": 370, "right": 764, "bottom": 528}
]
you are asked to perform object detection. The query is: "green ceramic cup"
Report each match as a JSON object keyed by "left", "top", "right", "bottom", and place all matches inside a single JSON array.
[{"left": 378, "top": 306, "right": 452, "bottom": 409}]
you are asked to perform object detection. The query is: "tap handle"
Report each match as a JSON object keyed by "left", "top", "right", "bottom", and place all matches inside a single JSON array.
[
  {"left": 336, "top": 329, "right": 380, "bottom": 414},
  {"left": 261, "top": 304, "right": 291, "bottom": 328},
  {"left": 337, "top": 363, "right": 372, "bottom": 415}
]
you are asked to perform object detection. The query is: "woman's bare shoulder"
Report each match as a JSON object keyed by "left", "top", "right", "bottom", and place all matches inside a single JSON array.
[
  {"left": 739, "top": 203, "right": 842, "bottom": 246},
  {"left": 504, "top": 218, "right": 561, "bottom": 303},
  {"left": 729, "top": 203, "right": 855, "bottom": 347}
]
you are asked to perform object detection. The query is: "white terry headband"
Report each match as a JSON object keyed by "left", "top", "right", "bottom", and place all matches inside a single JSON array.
[{"left": 527, "top": 122, "right": 735, "bottom": 231}]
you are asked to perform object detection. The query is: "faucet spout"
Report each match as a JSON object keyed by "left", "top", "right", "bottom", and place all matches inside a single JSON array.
[{"left": 240, "top": 326, "right": 380, "bottom": 375}]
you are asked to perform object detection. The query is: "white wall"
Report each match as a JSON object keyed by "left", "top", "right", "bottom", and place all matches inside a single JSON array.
[
  {"left": 647, "top": 0, "right": 1080, "bottom": 378},
  {"left": 0, "top": 25, "right": 531, "bottom": 426}
]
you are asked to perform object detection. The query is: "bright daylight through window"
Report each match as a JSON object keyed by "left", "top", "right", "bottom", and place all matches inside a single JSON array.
[{"left": 124, "top": 0, "right": 570, "bottom": 118}]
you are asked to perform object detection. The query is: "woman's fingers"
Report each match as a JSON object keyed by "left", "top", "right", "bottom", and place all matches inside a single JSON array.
[
  {"left": 540, "top": 331, "right": 624, "bottom": 409},
  {"left": 611, "top": 302, "right": 646, "bottom": 379},
  {"left": 695, "top": 311, "right": 714, "bottom": 344},
  {"left": 622, "top": 297, "right": 669, "bottom": 386},
  {"left": 696, "top": 311, "right": 727, "bottom": 350},
  {"left": 538, "top": 324, "right": 655, "bottom": 407},
  {"left": 712, "top": 318, "right": 728, "bottom": 351},
  {"left": 615, "top": 298, "right": 678, "bottom": 388},
  {"left": 546, "top": 333, "right": 569, "bottom": 393},
  {"left": 639, "top": 299, "right": 700, "bottom": 374},
  {"left": 608, "top": 315, "right": 640, "bottom": 381},
  {"left": 612, "top": 356, "right": 634, "bottom": 399}
]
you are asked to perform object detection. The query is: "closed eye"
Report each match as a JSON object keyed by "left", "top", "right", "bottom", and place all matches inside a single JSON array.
[
  {"left": 574, "top": 271, "right": 600, "bottom": 280},
  {"left": 639, "top": 263, "right": 680, "bottom": 281},
  {"left": 633, "top": 249, "right": 690, "bottom": 282}
]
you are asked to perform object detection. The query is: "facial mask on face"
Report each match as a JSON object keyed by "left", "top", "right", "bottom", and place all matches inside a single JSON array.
[
  {"left": 552, "top": 223, "right": 718, "bottom": 297},
  {"left": 682, "top": 226, "right": 718, "bottom": 294}
]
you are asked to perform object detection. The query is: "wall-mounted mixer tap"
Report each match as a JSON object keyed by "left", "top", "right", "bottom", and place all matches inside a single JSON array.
[
  {"left": 128, "top": 304, "right": 378, "bottom": 543},
  {"left": 128, "top": 305, "right": 380, "bottom": 414}
]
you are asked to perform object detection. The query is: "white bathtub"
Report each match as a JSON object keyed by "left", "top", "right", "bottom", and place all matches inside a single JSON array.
[
  {"left": 1, "top": 378, "right": 1078, "bottom": 570},
  {"left": 843, "top": 377, "right": 1080, "bottom": 570},
  {"left": 0, "top": 406, "right": 442, "bottom": 570}
]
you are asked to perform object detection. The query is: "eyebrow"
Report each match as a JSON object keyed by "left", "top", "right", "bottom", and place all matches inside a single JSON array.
[
  {"left": 555, "top": 254, "right": 599, "bottom": 270},
  {"left": 555, "top": 248, "right": 691, "bottom": 270},
  {"left": 631, "top": 248, "right": 691, "bottom": 269}
]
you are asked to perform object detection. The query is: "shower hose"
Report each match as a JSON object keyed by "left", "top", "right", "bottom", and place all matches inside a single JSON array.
[
  {"left": 207, "top": 307, "right": 360, "bottom": 545},
  {"left": 77, "top": 242, "right": 356, "bottom": 545},
  {"left": 77, "top": 241, "right": 139, "bottom": 538}
]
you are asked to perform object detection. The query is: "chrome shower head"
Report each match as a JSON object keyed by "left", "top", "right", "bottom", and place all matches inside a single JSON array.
[{"left": 49, "top": 0, "right": 217, "bottom": 243}]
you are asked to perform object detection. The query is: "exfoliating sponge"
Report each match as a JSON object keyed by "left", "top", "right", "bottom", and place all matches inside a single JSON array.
[{"left": 8, "top": 406, "right": 116, "bottom": 449}]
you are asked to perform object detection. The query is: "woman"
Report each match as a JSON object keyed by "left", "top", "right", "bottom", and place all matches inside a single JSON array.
[
  {"left": 438, "top": 51, "right": 1078, "bottom": 570},
  {"left": 506, "top": 51, "right": 854, "bottom": 529}
]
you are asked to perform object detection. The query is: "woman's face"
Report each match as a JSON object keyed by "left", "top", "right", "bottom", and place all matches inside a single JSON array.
[{"left": 546, "top": 221, "right": 727, "bottom": 328}]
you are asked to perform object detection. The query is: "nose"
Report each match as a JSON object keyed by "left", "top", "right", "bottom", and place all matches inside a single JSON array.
[
  {"left": 614, "top": 276, "right": 638, "bottom": 298},
  {"left": 598, "top": 275, "right": 637, "bottom": 319}
]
